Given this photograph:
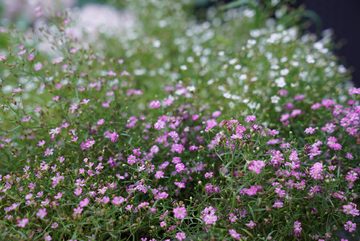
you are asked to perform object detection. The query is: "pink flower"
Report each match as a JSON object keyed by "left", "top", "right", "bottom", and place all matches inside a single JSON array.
[
  {"left": 36, "top": 208, "right": 47, "bottom": 219},
  {"left": 69, "top": 48, "right": 78, "bottom": 54},
  {"left": 155, "top": 171, "right": 164, "bottom": 179},
  {"left": 273, "top": 200, "right": 283, "bottom": 208},
  {"left": 175, "top": 163, "right": 185, "bottom": 172},
  {"left": 229, "top": 229, "right": 240, "bottom": 240},
  {"left": 293, "top": 221, "right": 302, "bottom": 236},
  {"left": 344, "top": 221, "right": 356, "bottom": 233},
  {"left": 107, "top": 70, "right": 117, "bottom": 76},
  {"left": 80, "top": 198, "right": 90, "bottom": 208},
  {"left": 107, "top": 183, "right": 117, "bottom": 190},
  {"left": 349, "top": 87, "right": 360, "bottom": 95},
  {"left": 160, "top": 221, "right": 166, "bottom": 227},
  {"left": 150, "top": 100, "right": 161, "bottom": 108},
  {"left": 154, "top": 120, "right": 166, "bottom": 130},
  {"left": 212, "top": 111, "right": 221, "bottom": 117},
  {"left": 327, "top": 136, "right": 339, "bottom": 149},
  {"left": 248, "top": 160, "right": 265, "bottom": 174},
  {"left": 44, "top": 235, "right": 52, "bottom": 241},
  {"left": 229, "top": 213, "right": 238, "bottom": 223},
  {"left": 17, "top": 218, "right": 29, "bottom": 228},
  {"left": 34, "top": 62, "right": 42, "bottom": 71},
  {"left": 246, "top": 220, "right": 257, "bottom": 229},
  {"left": 127, "top": 155, "right": 138, "bottom": 165},
  {"left": 44, "top": 148, "right": 54, "bottom": 157},
  {"left": 54, "top": 193, "right": 63, "bottom": 199},
  {"left": 246, "top": 115, "right": 256, "bottom": 123},
  {"left": 343, "top": 202, "right": 359, "bottom": 216},
  {"left": 69, "top": 104, "right": 78, "bottom": 114},
  {"left": 246, "top": 186, "right": 258, "bottom": 196},
  {"left": 175, "top": 232, "right": 186, "bottom": 241},
  {"left": 112, "top": 196, "right": 125, "bottom": 205},
  {"left": 97, "top": 119, "right": 105, "bottom": 125},
  {"left": 25, "top": 193, "right": 33, "bottom": 200},
  {"left": 309, "top": 162, "right": 324, "bottom": 180},
  {"left": 73, "top": 206, "right": 83, "bottom": 214},
  {"left": 278, "top": 89, "right": 288, "bottom": 96},
  {"left": 173, "top": 206, "right": 187, "bottom": 219},
  {"left": 304, "top": 127, "right": 316, "bottom": 134},
  {"left": 120, "top": 70, "right": 131, "bottom": 76},
  {"left": 205, "top": 172, "right": 213, "bottom": 178},
  {"left": 74, "top": 188, "right": 82, "bottom": 196},
  {"left": 205, "top": 119, "right": 217, "bottom": 131}
]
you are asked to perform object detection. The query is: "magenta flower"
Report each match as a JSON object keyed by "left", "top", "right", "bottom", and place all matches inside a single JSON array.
[
  {"left": 155, "top": 171, "right": 164, "bottom": 179},
  {"left": 73, "top": 206, "right": 83, "bottom": 214},
  {"left": 173, "top": 206, "right": 187, "bottom": 219},
  {"left": 44, "top": 148, "right": 54, "bottom": 157},
  {"left": 344, "top": 221, "right": 356, "bottom": 233},
  {"left": 229, "top": 229, "right": 240, "bottom": 240},
  {"left": 17, "top": 218, "right": 29, "bottom": 228},
  {"left": 246, "top": 220, "right": 257, "bottom": 229},
  {"left": 25, "top": 193, "right": 33, "bottom": 200},
  {"left": 69, "top": 48, "right": 78, "bottom": 54},
  {"left": 127, "top": 155, "right": 138, "bottom": 165},
  {"left": 74, "top": 188, "right": 82, "bottom": 196},
  {"left": 36, "top": 208, "right": 47, "bottom": 219},
  {"left": 107, "top": 183, "right": 117, "bottom": 190},
  {"left": 34, "top": 62, "right": 42, "bottom": 71},
  {"left": 247, "top": 160, "right": 265, "bottom": 174},
  {"left": 25, "top": 54, "right": 34, "bottom": 61},
  {"left": 273, "top": 200, "right": 284, "bottom": 208},
  {"left": 54, "top": 193, "right": 63, "bottom": 199},
  {"left": 309, "top": 162, "right": 324, "bottom": 180},
  {"left": 112, "top": 196, "right": 125, "bottom": 205},
  {"left": 293, "top": 221, "right": 302, "bottom": 236},
  {"left": 175, "top": 232, "right": 186, "bottom": 241},
  {"left": 304, "top": 127, "right": 316, "bottom": 134},
  {"left": 246, "top": 115, "right": 256, "bottom": 123},
  {"left": 150, "top": 100, "right": 161, "bottom": 108},
  {"left": 80, "top": 198, "right": 90, "bottom": 207},
  {"left": 246, "top": 186, "right": 258, "bottom": 196},
  {"left": 343, "top": 202, "right": 360, "bottom": 216},
  {"left": 44, "top": 235, "right": 52, "bottom": 241},
  {"left": 175, "top": 163, "right": 185, "bottom": 172}
]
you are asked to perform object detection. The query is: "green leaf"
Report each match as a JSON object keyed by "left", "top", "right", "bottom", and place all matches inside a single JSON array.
[
  {"left": 220, "top": 0, "right": 252, "bottom": 11},
  {"left": 241, "top": 228, "right": 254, "bottom": 238}
]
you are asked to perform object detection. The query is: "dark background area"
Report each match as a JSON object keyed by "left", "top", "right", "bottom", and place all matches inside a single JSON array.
[
  {"left": 295, "top": 0, "right": 360, "bottom": 88},
  {"left": 195, "top": 0, "right": 360, "bottom": 87}
]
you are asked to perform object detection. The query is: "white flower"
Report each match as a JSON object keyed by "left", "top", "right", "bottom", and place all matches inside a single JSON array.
[
  {"left": 180, "top": 65, "right": 187, "bottom": 70},
  {"left": 280, "top": 69, "right": 289, "bottom": 76},
  {"left": 271, "top": 95, "right": 280, "bottom": 104},
  {"left": 229, "top": 58, "right": 237, "bottom": 65},
  {"left": 338, "top": 65, "right": 347, "bottom": 74},
  {"left": 186, "top": 56, "right": 194, "bottom": 63},
  {"left": 247, "top": 102, "right": 257, "bottom": 109},
  {"left": 275, "top": 77, "right": 286, "bottom": 88},
  {"left": 153, "top": 40, "right": 161, "bottom": 48},
  {"left": 306, "top": 55, "right": 315, "bottom": 64},
  {"left": 234, "top": 64, "right": 242, "bottom": 70},
  {"left": 280, "top": 57, "right": 288, "bottom": 62}
]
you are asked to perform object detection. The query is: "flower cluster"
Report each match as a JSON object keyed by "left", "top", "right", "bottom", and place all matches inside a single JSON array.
[{"left": 0, "top": 0, "right": 358, "bottom": 240}]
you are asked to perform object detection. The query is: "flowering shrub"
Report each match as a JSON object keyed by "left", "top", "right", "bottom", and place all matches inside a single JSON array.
[{"left": 0, "top": 0, "right": 359, "bottom": 240}]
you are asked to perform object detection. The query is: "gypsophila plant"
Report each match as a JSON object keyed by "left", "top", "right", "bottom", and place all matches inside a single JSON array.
[{"left": 0, "top": 0, "right": 359, "bottom": 240}]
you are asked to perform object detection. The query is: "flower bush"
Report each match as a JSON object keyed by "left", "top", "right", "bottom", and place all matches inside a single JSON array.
[{"left": 0, "top": 0, "right": 359, "bottom": 240}]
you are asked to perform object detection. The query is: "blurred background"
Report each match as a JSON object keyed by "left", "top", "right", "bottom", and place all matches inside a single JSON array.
[{"left": 0, "top": 0, "right": 359, "bottom": 88}]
